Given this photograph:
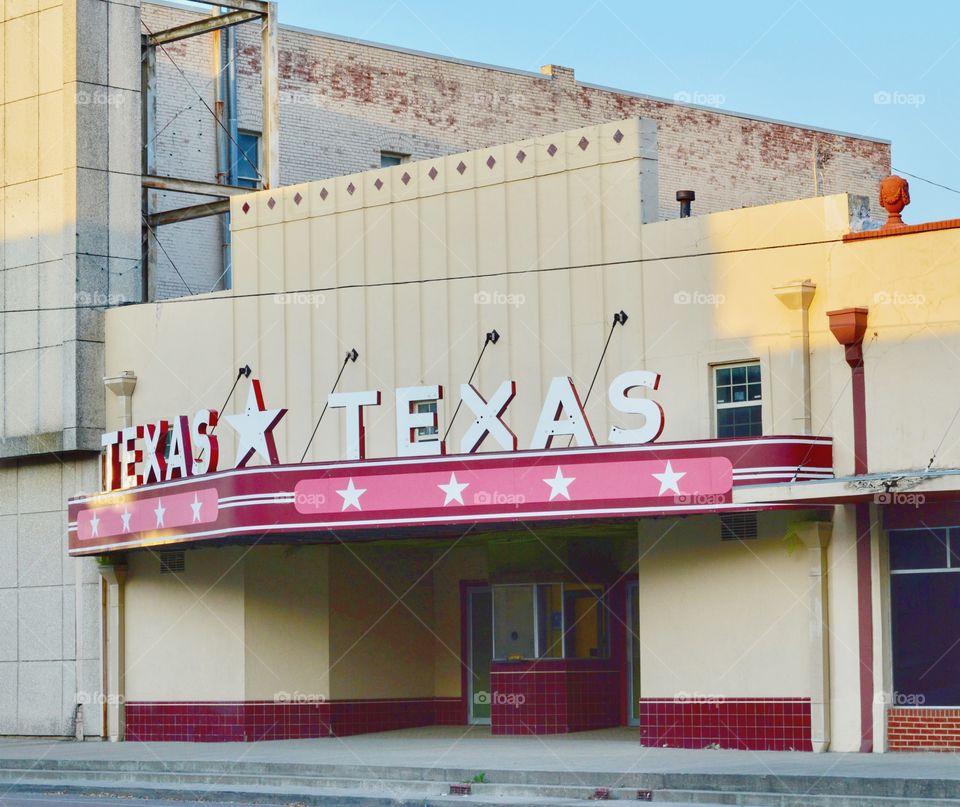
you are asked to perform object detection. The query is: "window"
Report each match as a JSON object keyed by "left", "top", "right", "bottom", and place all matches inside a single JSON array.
[
  {"left": 889, "top": 527, "right": 960, "bottom": 706},
  {"left": 492, "top": 583, "right": 608, "bottom": 660},
  {"left": 380, "top": 151, "right": 409, "bottom": 168},
  {"left": 414, "top": 400, "right": 439, "bottom": 442},
  {"left": 562, "top": 584, "right": 607, "bottom": 658},
  {"left": 236, "top": 131, "right": 261, "bottom": 188},
  {"left": 714, "top": 362, "right": 762, "bottom": 438}
]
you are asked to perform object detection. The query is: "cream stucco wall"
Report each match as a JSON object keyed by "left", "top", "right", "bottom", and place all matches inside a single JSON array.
[
  {"left": 243, "top": 545, "right": 330, "bottom": 701},
  {"left": 637, "top": 512, "right": 817, "bottom": 698},
  {"left": 432, "top": 545, "right": 487, "bottom": 698},
  {"left": 327, "top": 545, "right": 437, "bottom": 700},
  {"left": 125, "top": 547, "right": 246, "bottom": 701},
  {"left": 101, "top": 120, "right": 960, "bottom": 477},
  {"left": 122, "top": 540, "right": 491, "bottom": 705}
]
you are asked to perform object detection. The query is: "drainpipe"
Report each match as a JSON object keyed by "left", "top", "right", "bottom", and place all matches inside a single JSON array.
[
  {"left": 827, "top": 307, "right": 873, "bottom": 753},
  {"left": 101, "top": 371, "right": 137, "bottom": 741},
  {"left": 213, "top": 10, "right": 238, "bottom": 289},
  {"left": 774, "top": 280, "right": 816, "bottom": 434},
  {"left": 792, "top": 521, "right": 832, "bottom": 752}
]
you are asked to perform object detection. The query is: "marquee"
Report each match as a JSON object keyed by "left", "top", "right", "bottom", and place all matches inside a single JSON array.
[{"left": 68, "top": 436, "right": 833, "bottom": 555}]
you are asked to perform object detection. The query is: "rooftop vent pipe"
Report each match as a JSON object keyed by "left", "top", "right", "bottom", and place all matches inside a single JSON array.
[{"left": 676, "top": 190, "right": 696, "bottom": 218}]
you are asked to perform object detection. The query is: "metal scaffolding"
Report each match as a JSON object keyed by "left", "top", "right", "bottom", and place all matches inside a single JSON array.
[{"left": 141, "top": 0, "right": 279, "bottom": 298}]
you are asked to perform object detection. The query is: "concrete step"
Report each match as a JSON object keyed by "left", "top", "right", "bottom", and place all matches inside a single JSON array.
[
  {"left": 654, "top": 790, "right": 960, "bottom": 807},
  {"left": 0, "top": 767, "right": 627, "bottom": 801},
  {"left": 3, "top": 758, "right": 960, "bottom": 806},
  {"left": 0, "top": 780, "right": 609, "bottom": 806}
]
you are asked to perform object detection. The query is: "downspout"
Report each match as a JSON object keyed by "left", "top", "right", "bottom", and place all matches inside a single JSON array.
[
  {"left": 774, "top": 280, "right": 816, "bottom": 434},
  {"left": 101, "top": 372, "right": 137, "bottom": 741},
  {"left": 213, "top": 10, "right": 239, "bottom": 289},
  {"left": 827, "top": 307, "right": 873, "bottom": 752},
  {"left": 224, "top": 21, "right": 239, "bottom": 288}
]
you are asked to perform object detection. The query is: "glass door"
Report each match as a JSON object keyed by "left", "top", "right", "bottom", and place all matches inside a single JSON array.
[
  {"left": 627, "top": 580, "right": 641, "bottom": 725},
  {"left": 467, "top": 587, "right": 492, "bottom": 724}
]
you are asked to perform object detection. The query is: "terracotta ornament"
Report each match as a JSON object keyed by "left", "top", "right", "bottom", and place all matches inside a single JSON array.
[{"left": 879, "top": 175, "right": 910, "bottom": 229}]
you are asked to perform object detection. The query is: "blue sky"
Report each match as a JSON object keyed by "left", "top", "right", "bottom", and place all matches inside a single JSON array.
[{"left": 244, "top": 0, "right": 959, "bottom": 222}]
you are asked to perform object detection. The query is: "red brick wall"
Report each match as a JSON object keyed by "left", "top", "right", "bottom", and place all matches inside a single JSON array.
[
  {"left": 142, "top": 1, "right": 890, "bottom": 299},
  {"left": 490, "top": 660, "right": 620, "bottom": 735},
  {"left": 126, "top": 697, "right": 462, "bottom": 742},
  {"left": 887, "top": 708, "right": 960, "bottom": 751},
  {"left": 638, "top": 698, "right": 812, "bottom": 751}
]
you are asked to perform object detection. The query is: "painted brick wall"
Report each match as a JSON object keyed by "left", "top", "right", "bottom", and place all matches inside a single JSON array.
[
  {"left": 887, "top": 708, "right": 960, "bottom": 751},
  {"left": 142, "top": 1, "right": 890, "bottom": 299}
]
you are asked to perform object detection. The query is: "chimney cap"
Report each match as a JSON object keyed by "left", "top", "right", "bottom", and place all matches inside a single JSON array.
[{"left": 676, "top": 190, "right": 696, "bottom": 202}]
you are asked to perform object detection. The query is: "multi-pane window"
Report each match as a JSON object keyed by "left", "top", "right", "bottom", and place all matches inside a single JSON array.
[
  {"left": 380, "top": 151, "right": 409, "bottom": 168},
  {"left": 889, "top": 527, "right": 960, "bottom": 706},
  {"left": 714, "top": 362, "right": 762, "bottom": 438},
  {"left": 492, "top": 583, "right": 608, "bottom": 660},
  {"left": 236, "top": 131, "right": 261, "bottom": 189},
  {"left": 414, "top": 401, "right": 439, "bottom": 442}
]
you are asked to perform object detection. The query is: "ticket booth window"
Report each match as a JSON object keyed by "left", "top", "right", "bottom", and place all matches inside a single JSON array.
[{"left": 492, "top": 583, "right": 608, "bottom": 660}]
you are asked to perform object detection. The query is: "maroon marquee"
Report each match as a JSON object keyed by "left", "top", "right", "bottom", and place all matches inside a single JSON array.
[{"left": 68, "top": 436, "right": 833, "bottom": 556}]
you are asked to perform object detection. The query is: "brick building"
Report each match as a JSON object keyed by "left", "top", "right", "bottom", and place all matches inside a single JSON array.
[{"left": 143, "top": 0, "right": 890, "bottom": 298}]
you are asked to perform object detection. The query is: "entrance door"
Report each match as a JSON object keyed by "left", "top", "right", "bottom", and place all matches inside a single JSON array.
[
  {"left": 626, "top": 580, "right": 641, "bottom": 726},
  {"left": 467, "top": 586, "right": 492, "bottom": 724}
]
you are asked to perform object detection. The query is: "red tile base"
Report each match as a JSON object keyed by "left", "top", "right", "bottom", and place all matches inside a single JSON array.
[
  {"left": 888, "top": 707, "right": 960, "bottom": 751},
  {"left": 490, "top": 660, "right": 620, "bottom": 735},
  {"left": 638, "top": 698, "right": 812, "bottom": 751},
  {"left": 125, "top": 697, "right": 462, "bottom": 742}
]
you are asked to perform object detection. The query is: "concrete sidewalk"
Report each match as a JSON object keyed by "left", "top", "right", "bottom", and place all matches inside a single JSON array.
[
  {"left": 0, "top": 726, "right": 956, "bottom": 778},
  {"left": 1, "top": 727, "right": 959, "bottom": 806}
]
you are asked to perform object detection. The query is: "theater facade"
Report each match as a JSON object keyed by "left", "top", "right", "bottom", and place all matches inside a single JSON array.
[{"left": 70, "top": 119, "right": 960, "bottom": 752}]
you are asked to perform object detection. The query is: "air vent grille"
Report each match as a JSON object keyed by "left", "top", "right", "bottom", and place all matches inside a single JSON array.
[
  {"left": 158, "top": 550, "right": 185, "bottom": 574},
  {"left": 720, "top": 512, "right": 758, "bottom": 541}
]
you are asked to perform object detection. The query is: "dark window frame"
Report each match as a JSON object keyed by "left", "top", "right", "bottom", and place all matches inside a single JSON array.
[
  {"left": 713, "top": 361, "right": 763, "bottom": 438},
  {"left": 236, "top": 130, "right": 262, "bottom": 189}
]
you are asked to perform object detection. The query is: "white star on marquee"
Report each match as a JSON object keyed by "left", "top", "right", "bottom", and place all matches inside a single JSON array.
[
  {"left": 543, "top": 467, "right": 575, "bottom": 501},
  {"left": 337, "top": 478, "right": 367, "bottom": 511},
  {"left": 222, "top": 380, "right": 287, "bottom": 468},
  {"left": 120, "top": 509, "right": 132, "bottom": 532},
  {"left": 89, "top": 512, "right": 100, "bottom": 537},
  {"left": 438, "top": 472, "right": 469, "bottom": 506},
  {"left": 190, "top": 493, "right": 203, "bottom": 523},
  {"left": 652, "top": 461, "right": 686, "bottom": 496},
  {"left": 154, "top": 499, "right": 166, "bottom": 527}
]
